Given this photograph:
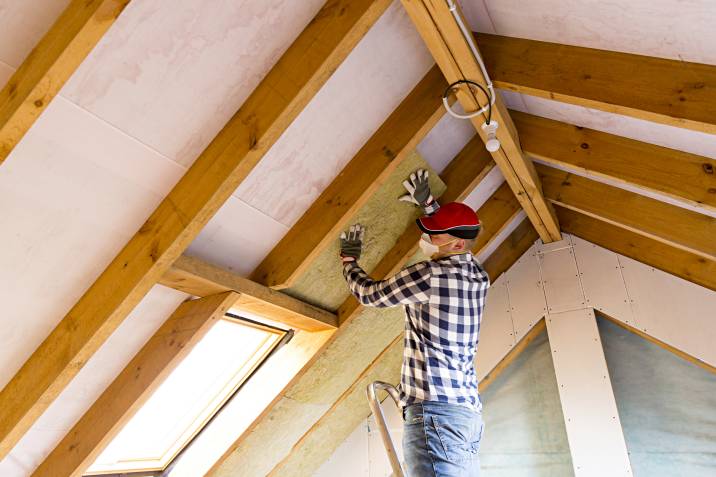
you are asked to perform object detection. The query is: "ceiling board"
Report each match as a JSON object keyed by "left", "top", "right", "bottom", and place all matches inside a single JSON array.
[
  {"left": 234, "top": 1, "right": 434, "bottom": 227},
  {"left": 62, "top": 0, "right": 326, "bottom": 167},
  {"left": 416, "top": 111, "right": 475, "bottom": 174},
  {"left": 0, "top": 0, "right": 71, "bottom": 68},
  {"left": 0, "top": 96, "right": 184, "bottom": 389}
]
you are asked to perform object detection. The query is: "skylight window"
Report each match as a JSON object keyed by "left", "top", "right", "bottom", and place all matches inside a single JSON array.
[{"left": 85, "top": 316, "right": 285, "bottom": 475}]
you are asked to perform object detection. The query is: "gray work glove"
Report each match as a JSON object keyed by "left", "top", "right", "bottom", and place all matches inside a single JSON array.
[
  {"left": 399, "top": 169, "right": 434, "bottom": 209},
  {"left": 340, "top": 224, "right": 365, "bottom": 261}
]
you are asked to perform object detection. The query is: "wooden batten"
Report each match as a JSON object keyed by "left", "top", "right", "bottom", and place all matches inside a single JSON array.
[{"left": 477, "top": 33, "right": 716, "bottom": 135}]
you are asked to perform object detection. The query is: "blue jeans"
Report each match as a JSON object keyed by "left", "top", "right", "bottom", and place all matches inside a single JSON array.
[{"left": 402, "top": 401, "right": 483, "bottom": 477}]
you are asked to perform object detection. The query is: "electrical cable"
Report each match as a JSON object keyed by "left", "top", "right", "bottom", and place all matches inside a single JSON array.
[{"left": 442, "top": 79, "right": 492, "bottom": 123}]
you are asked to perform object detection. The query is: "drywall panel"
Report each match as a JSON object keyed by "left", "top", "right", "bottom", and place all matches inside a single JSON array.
[
  {"left": 62, "top": 0, "right": 325, "bottom": 167},
  {"left": 234, "top": 1, "right": 434, "bottom": 227},
  {"left": 476, "top": 275, "right": 515, "bottom": 380},
  {"left": 619, "top": 255, "right": 716, "bottom": 368},
  {"left": 0, "top": 96, "right": 185, "bottom": 389},
  {"left": 571, "top": 236, "right": 633, "bottom": 324},
  {"left": 475, "top": 0, "right": 716, "bottom": 64},
  {"left": 503, "top": 244, "right": 545, "bottom": 341},
  {"left": 0, "top": 0, "right": 70, "bottom": 68},
  {"left": 480, "top": 330, "right": 573, "bottom": 477},
  {"left": 417, "top": 111, "right": 476, "bottom": 175},
  {"left": 284, "top": 151, "right": 446, "bottom": 311},
  {"left": 0, "top": 285, "right": 188, "bottom": 476},
  {"left": 598, "top": 317, "right": 716, "bottom": 477},
  {"left": 186, "top": 196, "right": 289, "bottom": 276},
  {"left": 546, "top": 309, "right": 632, "bottom": 477},
  {"left": 538, "top": 242, "right": 585, "bottom": 314}
]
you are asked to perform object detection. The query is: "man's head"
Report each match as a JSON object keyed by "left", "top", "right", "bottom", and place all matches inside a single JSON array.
[{"left": 416, "top": 202, "right": 480, "bottom": 259}]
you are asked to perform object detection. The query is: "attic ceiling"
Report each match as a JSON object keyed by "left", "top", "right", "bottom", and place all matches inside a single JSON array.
[{"left": 0, "top": 0, "right": 714, "bottom": 476}]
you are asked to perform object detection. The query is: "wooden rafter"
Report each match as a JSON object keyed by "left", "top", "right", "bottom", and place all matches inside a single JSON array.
[
  {"left": 471, "top": 181, "right": 521, "bottom": 254},
  {"left": 514, "top": 111, "right": 716, "bottom": 214},
  {"left": 556, "top": 206, "right": 716, "bottom": 292},
  {"left": 210, "top": 130, "right": 496, "bottom": 475},
  {"left": 538, "top": 164, "right": 716, "bottom": 261},
  {"left": 159, "top": 255, "right": 337, "bottom": 331},
  {"left": 477, "top": 33, "right": 716, "bottom": 134},
  {"left": 251, "top": 65, "right": 447, "bottom": 289},
  {"left": 0, "top": 0, "right": 392, "bottom": 459},
  {"left": 0, "top": 0, "right": 130, "bottom": 164},
  {"left": 32, "top": 292, "right": 238, "bottom": 477},
  {"left": 400, "top": 0, "right": 561, "bottom": 243}
]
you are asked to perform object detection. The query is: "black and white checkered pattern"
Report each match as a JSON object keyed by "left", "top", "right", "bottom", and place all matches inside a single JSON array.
[{"left": 343, "top": 253, "right": 489, "bottom": 411}]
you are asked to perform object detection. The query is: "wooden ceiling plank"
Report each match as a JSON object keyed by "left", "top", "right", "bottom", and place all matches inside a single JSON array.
[
  {"left": 159, "top": 255, "right": 338, "bottom": 331},
  {"left": 31, "top": 292, "right": 238, "bottom": 477},
  {"left": 0, "top": 0, "right": 130, "bottom": 164},
  {"left": 250, "top": 65, "right": 448, "bottom": 289},
  {"left": 477, "top": 33, "right": 716, "bottom": 135},
  {"left": 399, "top": 0, "right": 561, "bottom": 242},
  {"left": 0, "top": 0, "right": 392, "bottom": 459},
  {"left": 514, "top": 111, "right": 716, "bottom": 214},
  {"left": 556, "top": 206, "right": 716, "bottom": 292},
  {"left": 538, "top": 164, "right": 716, "bottom": 261}
]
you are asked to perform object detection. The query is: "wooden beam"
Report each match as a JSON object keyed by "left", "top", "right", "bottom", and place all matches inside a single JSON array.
[
  {"left": 400, "top": 0, "right": 561, "bottom": 242},
  {"left": 251, "top": 66, "right": 447, "bottom": 289},
  {"left": 211, "top": 131, "right": 496, "bottom": 475},
  {"left": 479, "top": 318, "right": 545, "bottom": 393},
  {"left": 477, "top": 33, "right": 716, "bottom": 135},
  {"left": 32, "top": 292, "right": 238, "bottom": 477},
  {"left": 483, "top": 218, "right": 538, "bottom": 282},
  {"left": 538, "top": 164, "right": 716, "bottom": 261},
  {"left": 0, "top": 0, "right": 130, "bottom": 164},
  {"left": 514, "top": 111, "right": 716, "bottom": 214},
  {"left": 159, "top": 255, "right": 337, "bottom": 331},
  {"left": 556, "top": 206, "right": 716, "bottom": 292},
  {"left": 0, "top": 0, "right": 391, "bottom": 459},
  {"left": 597, "top": 311, "right": 716, "bottom": 375}
]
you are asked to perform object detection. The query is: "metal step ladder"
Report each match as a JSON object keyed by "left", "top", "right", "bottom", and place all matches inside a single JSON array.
[{"left": 366, "top": 381, "right": 405, "bottom": 477}]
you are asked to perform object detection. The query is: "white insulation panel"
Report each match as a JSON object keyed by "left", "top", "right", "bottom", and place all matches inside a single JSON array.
[{"left": 546, "top": 308, "right": 632, "bottom": 477}]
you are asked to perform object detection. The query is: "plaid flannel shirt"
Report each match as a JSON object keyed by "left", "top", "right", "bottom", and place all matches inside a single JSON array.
[{"left": 342, "top": 252, "right": 489, "bottom": 411}]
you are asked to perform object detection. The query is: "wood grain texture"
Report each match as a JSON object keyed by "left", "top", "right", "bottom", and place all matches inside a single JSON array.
[
  {"left": 0, "top": 0, "right": 130, "bottom": 164},
  {"left": 400, "top": 0, "right": 561, "bottom": 242},
  {"left": 514, "top": 111, "right": 716, "bottom": 213},
  {"left": 160, "top": 255, "right": 337, "bottom": 331},
  {"left": 32, "top": 292, "right": 238, "bottom": 477},
  {"left": 0, "top": 0, "right": 391, "bottom": 459},
  {"left": 557, "top": 206, "right": 716, "bottom": 292},
  {"left": 538, "top": 164, "right": 716, "bottom": 260},
  {"left": 477, "top": 33, "right": 716, "bottom": 134},
  {"left": 251, "top": 65, "right": 447, "bottom": 289},
  {"left": 483, "top": 218, "right": 539, "bottom": 283}
]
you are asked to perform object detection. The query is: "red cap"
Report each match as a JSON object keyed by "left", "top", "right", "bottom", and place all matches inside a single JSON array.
[{"left": 416, "top": 202, "right": 481, "bottom": 239}]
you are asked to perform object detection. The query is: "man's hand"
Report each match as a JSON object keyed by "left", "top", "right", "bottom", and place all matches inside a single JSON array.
[
  {"left": 340, "top": 224, "right": 365, "bottom": 262},
  {"left": 399, "top": 169, "right": 434, "bottom": 209}
]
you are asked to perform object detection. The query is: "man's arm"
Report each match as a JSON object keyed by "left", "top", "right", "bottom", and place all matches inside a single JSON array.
[
  {"left": 399, "top": 169, "right": 440, "bottom": 216},
  {"left": 342, "top": 261, "right": 432, "bottom": 308}
]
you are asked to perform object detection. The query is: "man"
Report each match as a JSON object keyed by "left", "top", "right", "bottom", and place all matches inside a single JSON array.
[{"left": 339, "top": 169, "right": 490, "bottom": 477}]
